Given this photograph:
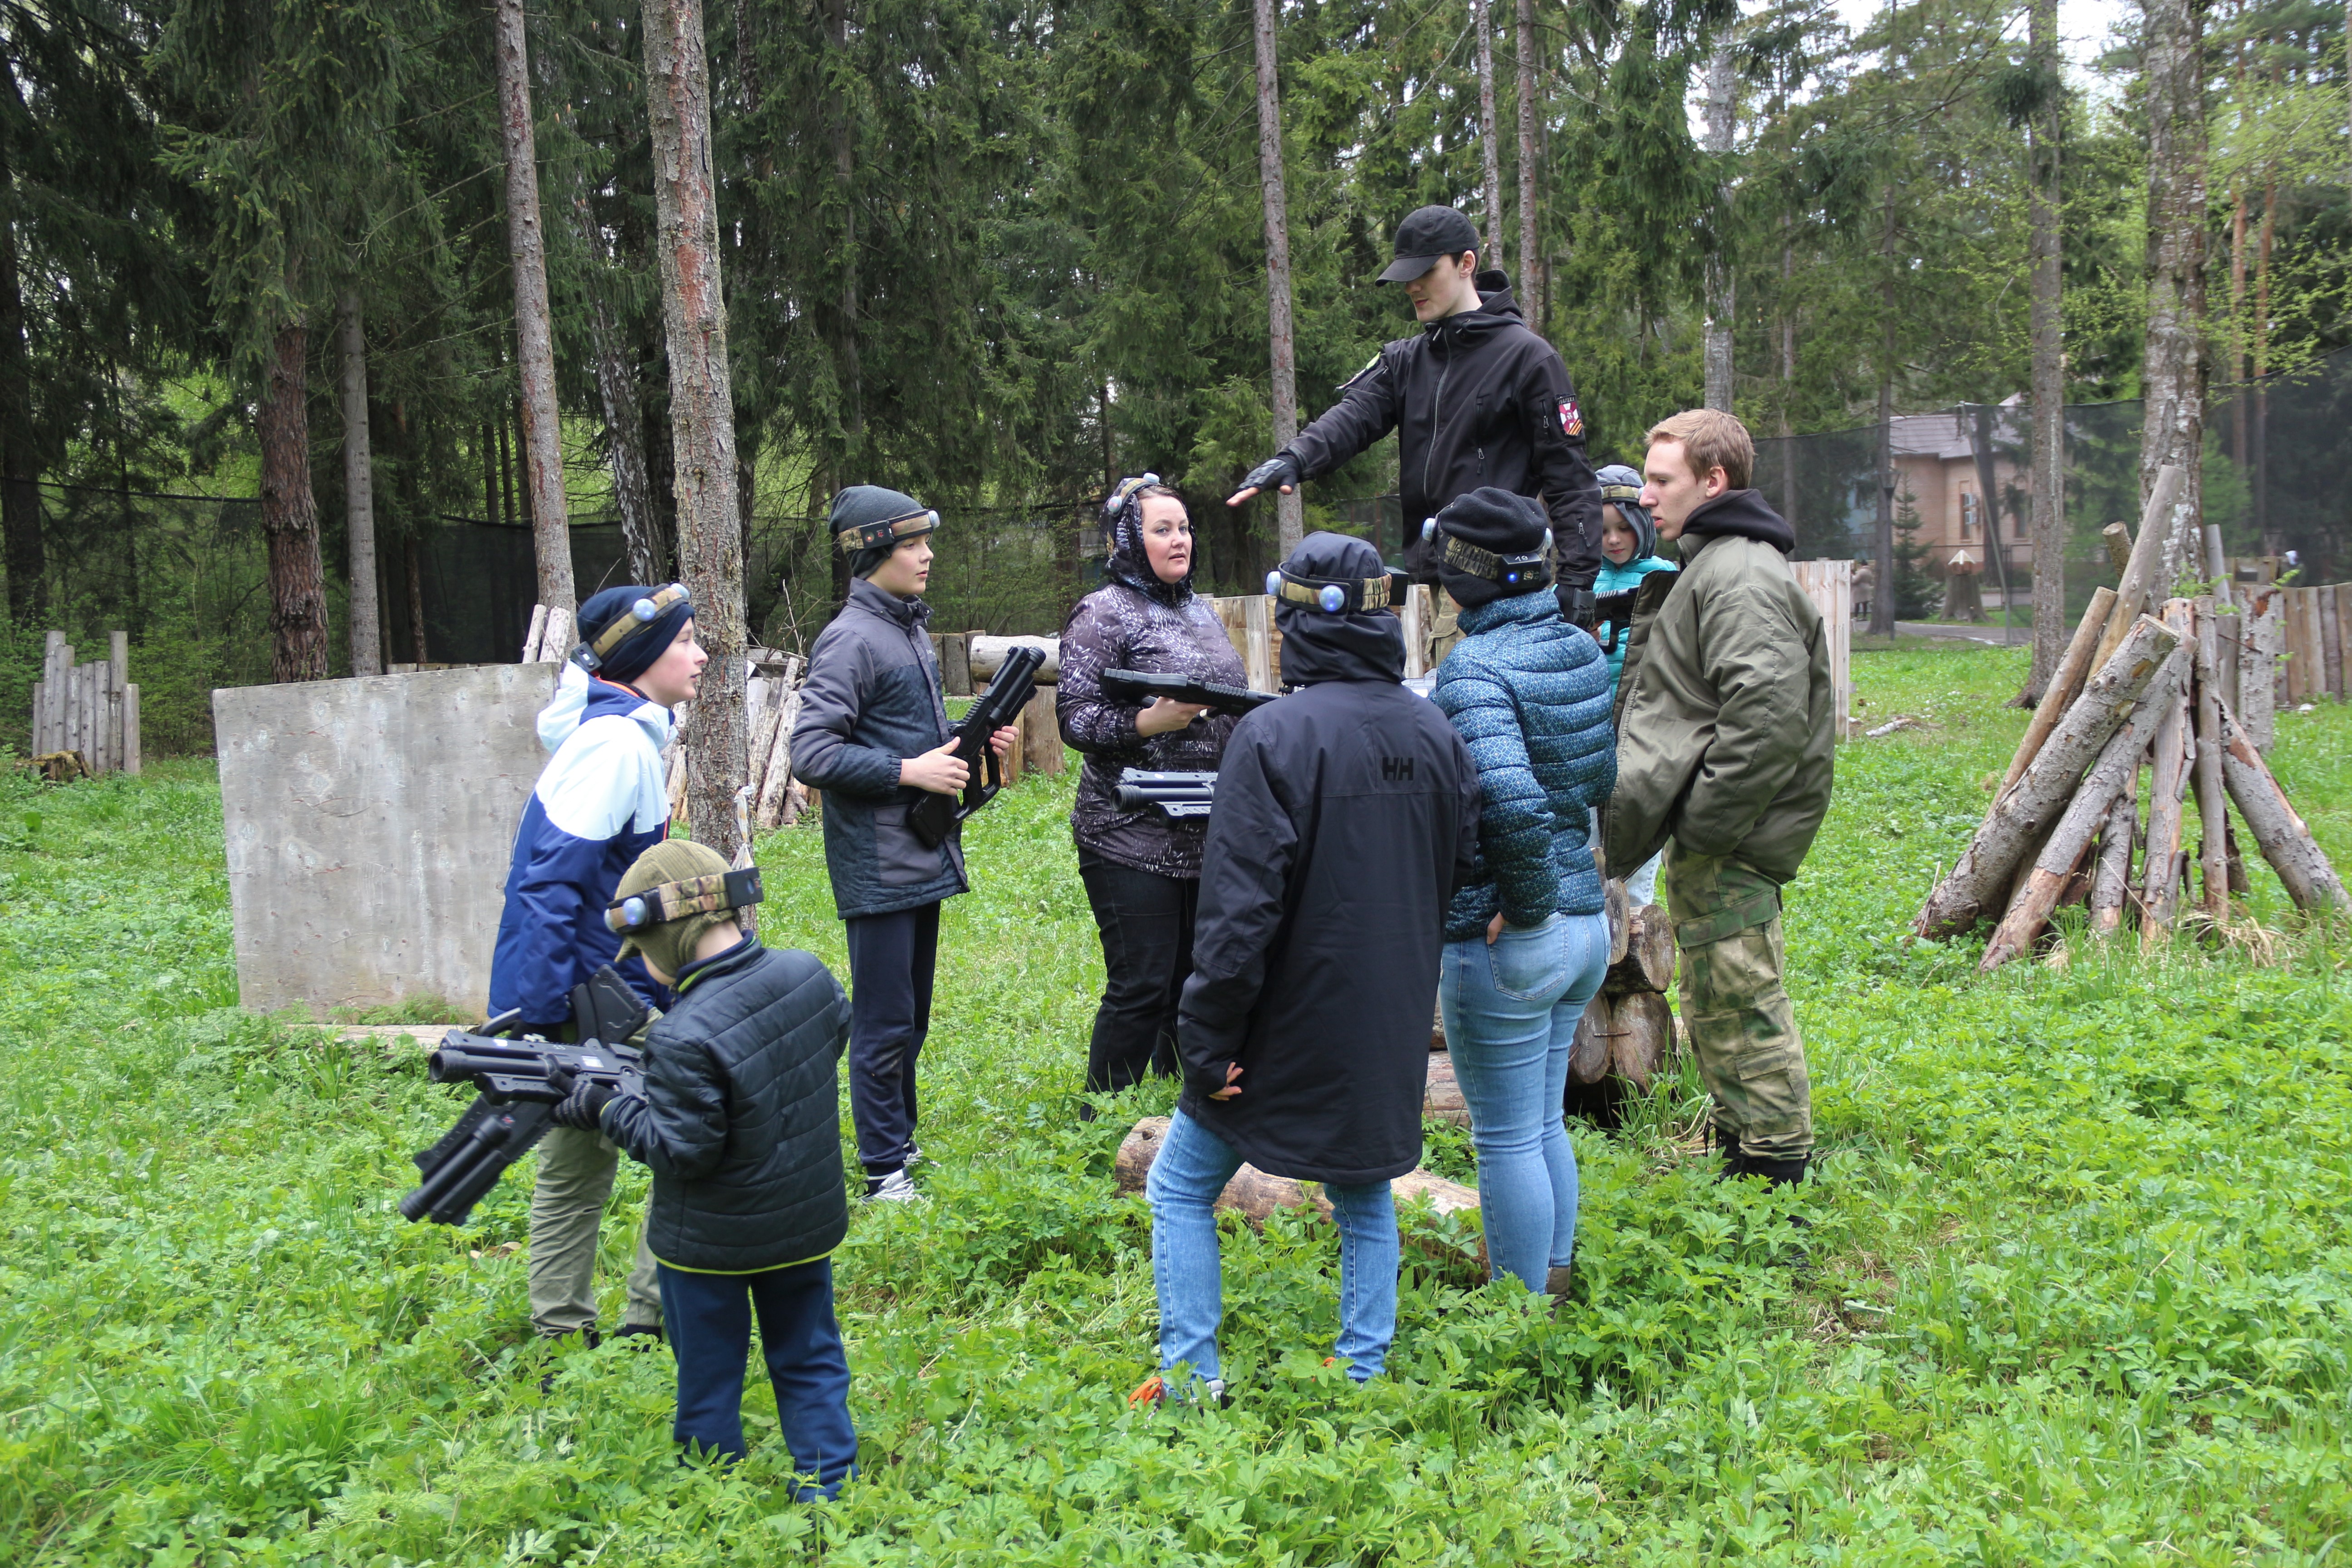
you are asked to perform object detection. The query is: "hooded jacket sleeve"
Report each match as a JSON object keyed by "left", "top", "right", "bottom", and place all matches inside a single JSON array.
[
  {"left": 1282, "top": 349, "right": 1400, "bottom": 483},
  {"left": 603, "top": 1026, "right": 729, "bottom": 1182},
  {"left": 1435, "top": 662, "right": 1558, "bottom": 926},
  {"left": 1176, "top": 723, "right": 1298, "bottom": 1098},
  {"left": 1676, "top": 569, "right": 1815, "bottom": 860},
  {"left": 1524, "top": 350, "right": 1602, "bottom": 591},
  {"left": 1055, "top": 592, "right": 1149, "bottom": 755},
  {"left": 789, "top": 619, "right": 906, "bottom": 801},
  {"left": 494, "top": 720, "right": 652, "bottom": 1028}
]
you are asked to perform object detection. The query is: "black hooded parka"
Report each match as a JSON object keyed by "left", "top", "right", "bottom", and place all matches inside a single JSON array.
[{"left": 1176, "top": 534, "right": 1482, "bottom": 1185}]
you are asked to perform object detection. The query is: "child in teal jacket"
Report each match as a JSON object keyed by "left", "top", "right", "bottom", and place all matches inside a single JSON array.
[{"left": 1589, "top": 464, "right": 1676, "bottom": 905}]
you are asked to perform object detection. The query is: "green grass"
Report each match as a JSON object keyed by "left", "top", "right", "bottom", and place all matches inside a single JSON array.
[{"left": 3, "top": 646, "right": 2352, "bottom": 1564}]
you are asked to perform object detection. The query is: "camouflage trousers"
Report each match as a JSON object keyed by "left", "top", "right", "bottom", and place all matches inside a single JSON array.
[{"left": 1662, "top": 849, "right": 1813, "bottom": 1160}]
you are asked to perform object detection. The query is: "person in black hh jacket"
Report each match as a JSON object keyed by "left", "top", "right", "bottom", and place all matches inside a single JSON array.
[
  {"left": 1056, "top": 476, "right": 1249, "bottom": 1107},
  {"left": 1135, "top": 533, "right": 1480, "bottom": 1407},
  {"left": 551, "top": 838, "right": 857, "bottom": 1494},
  {"left": 1227, "top": 204, "right": 1604, "bottom": 625}
]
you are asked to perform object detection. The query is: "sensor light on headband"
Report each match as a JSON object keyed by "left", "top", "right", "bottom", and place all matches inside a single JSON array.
[
  {"left": 1265, "top": 564, "right": 1410, "bottom": 614},
  {"left": 835, "top": 508, "right": 941, "bottom": 555},
  {"left": 1420, "top": 519, "right": 1555, "bottom": 592},
  {"left": 606, "top": 867, "right": 766, "bottom": 935}
]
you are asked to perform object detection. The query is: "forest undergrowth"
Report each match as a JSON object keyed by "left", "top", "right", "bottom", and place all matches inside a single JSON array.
[{"left": 3, "top": 644, "right": 2350, "bottom": 1565}]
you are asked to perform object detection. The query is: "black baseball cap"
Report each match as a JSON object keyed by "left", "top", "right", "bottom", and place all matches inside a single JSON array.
[{"left": 1375, "top": 206, "right": 1482, "bottom": 284}]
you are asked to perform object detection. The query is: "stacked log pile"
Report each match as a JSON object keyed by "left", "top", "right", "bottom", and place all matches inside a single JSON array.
[
  {"left": 1424, "top": 880, "right": 1681, "bottom": 1127},
  {"left": 1916, "top": 464, "right": 2345, "bottom": 970}
]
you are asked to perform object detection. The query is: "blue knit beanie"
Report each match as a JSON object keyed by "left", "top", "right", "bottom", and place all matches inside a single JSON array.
[{"left": 580, "top": 583, "right": 695, "bottom": 684}]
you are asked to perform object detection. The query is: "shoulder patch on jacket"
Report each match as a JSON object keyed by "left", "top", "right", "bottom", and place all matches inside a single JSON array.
[
  {"left": 1558, "top": 398, "right": 1583, "bottom": 438},
  {"left": 1337, "top": 352, "right": 1383, "bottom": 393}
]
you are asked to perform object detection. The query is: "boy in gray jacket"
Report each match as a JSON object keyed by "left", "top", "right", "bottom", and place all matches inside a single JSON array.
[{"left": 789, "top": 487, "right": 1014, "bottom": 1201}]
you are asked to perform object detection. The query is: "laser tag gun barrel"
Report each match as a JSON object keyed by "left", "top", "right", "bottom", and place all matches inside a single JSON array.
[
  {"left": 1098, "top": 668, "right": 1278, "bottom": 721},
  {"left": 397, "top": 965, "right": 651, "bottom": 1226},
  {"left": 1114, "top": 768, "right": 1218, "bottom": 820},
  {"left": 909, "top": 640, "right": 1048, "bottom": 849}
]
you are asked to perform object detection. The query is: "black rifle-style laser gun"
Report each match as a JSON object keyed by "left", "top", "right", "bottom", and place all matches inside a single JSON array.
[
  {"left": 1114, "top": 768, "right": 1218, "bottom": 820},
  {"left": 398, "top": 965, "right": 652, "bottom": 1226},
  {"left": 909, "top": 641, "right": 1047, "bottom": 848},
  {"left": 1099, "top": 668, "right": 1278, "bottom": 721}
]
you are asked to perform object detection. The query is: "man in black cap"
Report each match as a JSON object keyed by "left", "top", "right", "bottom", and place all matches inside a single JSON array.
[{"left": 1227, "top": 204, "right": 1603, "bottom": 632}]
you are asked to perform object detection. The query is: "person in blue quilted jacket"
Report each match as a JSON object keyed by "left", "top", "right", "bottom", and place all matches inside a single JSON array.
[
  {"left": 490, "top": 582, "right": 706, "bottom": 1346},
  {"left": 1427, "top": 488, "right": 1617, "bottom": 1298}
]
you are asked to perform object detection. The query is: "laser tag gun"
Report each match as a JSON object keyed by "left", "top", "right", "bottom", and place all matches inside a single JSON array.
[
  {"left": 398, "top": 965, "right": 653, "bottom": 1226},
  {"left": 1099, "top": 668, "right": 1279, "bottom": 721},
  {"left": 1592, "top": 588, "right": 1638, "bottom": 659},
  {"left": 909, "top": 640, "right": 1048, "bottom": 849},
  {"left": 1115, "top": 769, "right": 1218, "bottom": 820}
]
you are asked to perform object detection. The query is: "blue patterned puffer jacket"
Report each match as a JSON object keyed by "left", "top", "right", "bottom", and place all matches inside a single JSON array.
[{"left": 1431, "top": 589, "right": 1617, "bottom": 940}]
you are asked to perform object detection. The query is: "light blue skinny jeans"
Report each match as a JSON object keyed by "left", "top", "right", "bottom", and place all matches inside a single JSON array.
[
  {"left": 1147, "top": 1107, "right": 1399, "bottom": 1388},
  {"left": 1438, "top": 910, "right": 1611, "bottom": 1292}
]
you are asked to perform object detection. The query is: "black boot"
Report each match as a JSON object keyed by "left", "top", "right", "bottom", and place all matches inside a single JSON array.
[
  {"left": 1742, "top": 1153, "right": 1808, "bottom": 1189},
  {"left": 1712, "top": 1125, "right": 1743, "bottom": 1180}
]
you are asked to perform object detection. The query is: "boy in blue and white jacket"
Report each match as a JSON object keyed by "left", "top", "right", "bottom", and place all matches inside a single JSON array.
[
  {"left": 1588, "top": 464, "right": 1677, "bottom": 906},
  {"left": 489, "top": 583, "right": 707, "bottom": 1345}
]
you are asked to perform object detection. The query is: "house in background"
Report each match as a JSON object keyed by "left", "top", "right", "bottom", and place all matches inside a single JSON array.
[{"left": 1889, "top": 400, "right": 2031, "bottom": 606}]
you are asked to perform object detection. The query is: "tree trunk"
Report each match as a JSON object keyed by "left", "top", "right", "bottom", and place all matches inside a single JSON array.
[
  {"left": 1980, "top": 641, "right": 2187, "bottom": 971},
  {"left": 2140, "top": 603, "right": 2195, "bottom": 943},
  {"left": 2000, "top": 586, "right": 2114, "bottom": 792},
  {"left": 2193, "top": 599, "right": 2229, "bottom": 921},
  {"left": 405, "top": 530, "right": 430, "bottom": 663},
  {"left": 1916, "top": 613, "right": 2180, "bottom": 939},
  {"left": 1514, "top": 0, "right": 1540, "bottom": 327},
  {"left": 0, "top": 124, "right": 43, "bottom": 623},
  {"left": 2137, "top": 0, "right": 2207, "bottom": 583},
  {"left": 1252, "top": 0, "right": 1303, "bottom": 555},
  {"left": 2025, "top": 0, "right": 2065, "bottom": 698},
  {"left": 586, "top": 269, "right": 666, "bottom": 579},
  {"left": 339, "top": 294, "right": 382, "bottom": 676},
  {"left": 496, "top": 0, "right": 575, "bottom": 617},
  {"left": 1472, "top": 0, "right": 1505, "bottom": 270},
  {"left": 258, "top": 322, "right": 331, "bottom": 683},
  {"left": 643, "top": 0, "right": 749, "bottom": 862},
  {"left": 1971, "top": 403, "right": 2014, "bottom": 641},
  {"left": 2254, "top": 175, "right": 2275, "bottom": 550},
  {"left": 2088, "top": 777, "right": 2138, "bottom": 936},
  {"left": 823, "top": 0, "right": 862, "bottom": 470},
  {"left": 1701, "top": 37, "right": 1735, "bottom": 412},
  {"left": 1872, "top": 344, "right": 1895, "bottom": 635}
]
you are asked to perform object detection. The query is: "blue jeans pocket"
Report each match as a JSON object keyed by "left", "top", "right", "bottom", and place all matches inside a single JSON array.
[{"left": 1485, "top": 914, "right": 1571, "bottom": 1001}]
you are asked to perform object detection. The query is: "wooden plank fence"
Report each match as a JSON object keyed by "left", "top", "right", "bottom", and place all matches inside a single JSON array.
[
  {"left": 2278, "top": 582, "right": 2351, "bottom": 707},
  {"left": 30, "top": 629, "right": 140, "bottom": 776}
]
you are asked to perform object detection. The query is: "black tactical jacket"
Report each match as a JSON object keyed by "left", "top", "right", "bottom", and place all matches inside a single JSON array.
[{"left": 1281, "top": 276, "right": 1603, "bottom": 591}]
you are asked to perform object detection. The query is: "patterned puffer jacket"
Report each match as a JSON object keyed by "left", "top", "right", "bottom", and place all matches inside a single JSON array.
[
  {"left": 1056, "top": 580, "right": 1247, "bottom": 877},
  {"left": 1431, "top": 588, "right": 1617, "bottom": 941}
]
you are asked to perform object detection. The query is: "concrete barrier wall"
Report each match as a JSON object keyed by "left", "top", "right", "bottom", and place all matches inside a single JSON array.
[{"left": 214, "top": 663, "right": 559, "bottom": 1018}]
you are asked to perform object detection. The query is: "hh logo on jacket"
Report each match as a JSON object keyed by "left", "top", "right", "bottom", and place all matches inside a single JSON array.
[{"left": 1382, "top": 756, "right": 1417, "bottom": 782}]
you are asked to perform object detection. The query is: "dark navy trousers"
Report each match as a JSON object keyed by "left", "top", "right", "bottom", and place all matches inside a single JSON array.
[
  {"left": 656, "top": 1258, "right": 857, "bottom": 1497},
  {"left": 843, "top": 899, "right": 940, "bottom": 1176}
]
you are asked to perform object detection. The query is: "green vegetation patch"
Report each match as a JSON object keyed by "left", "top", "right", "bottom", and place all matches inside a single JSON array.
[{"left": 3, "top": 645, "right": 2351, "bottom": 1564}]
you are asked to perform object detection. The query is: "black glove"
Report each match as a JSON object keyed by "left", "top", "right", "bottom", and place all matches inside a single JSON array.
[
  {"left": 1555, "top": 584, "right": 1598, "bottom": 632},
  {"left": 1240, "top": 453, "right": 1300, "bottom": 496},
  {"left": 548, "top": 1066, "right": 617, "bottom": 1131}
]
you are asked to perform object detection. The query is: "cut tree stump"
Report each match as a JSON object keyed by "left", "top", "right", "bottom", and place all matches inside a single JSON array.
[
  {"left": 1603, "top": 904, "right": 1675, "bottom": 995},
  {"left": 1430, "top": 1000, "right": 1446, "bottom": 1052},
  {"left": 1916, "top": 613, "right": 2179, "bottom": 940},
  {"left": 2218, "top": 701, "right": 2349, "bottom": 911},
  {"left": 1113, "top": 1117, "right": 1484, "bottom": 1266},
  {"left": 1424, "top": 1051, "right": 1469, "bottom": 1126},
  {"left": 1568, "top": 994, "right": 1616, "bottom": 1084},
  {"left": 1605, "top": 877, "right": 1631, "bottom": 965},
  {"left": 1606, "top": 990, "right": 1674, "bottom": 1088}
]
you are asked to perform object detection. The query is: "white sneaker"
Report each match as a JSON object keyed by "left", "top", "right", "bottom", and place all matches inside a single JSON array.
[{"left": 865, "top": 1167, "right": 922, "bottom": 1203}]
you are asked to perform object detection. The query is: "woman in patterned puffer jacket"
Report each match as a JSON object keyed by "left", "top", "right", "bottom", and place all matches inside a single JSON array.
[
  {"left": 1056, "top": 477, "right": 1250, "bottom": 1107},
  {"left": 1427, "top": 487, "right": 1617, "bottom": 1299}
]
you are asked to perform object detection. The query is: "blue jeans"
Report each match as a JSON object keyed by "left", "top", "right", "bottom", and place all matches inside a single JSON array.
[
  {"left": 657, "top": 1259, "right": 858, "bottom": 1498},
  {"left": 1438, "top": 911, "right": 1611, "bottom": 1292},
  {"left": 1146, "top": 1108, "right": 1399, "bottom": 1387}
]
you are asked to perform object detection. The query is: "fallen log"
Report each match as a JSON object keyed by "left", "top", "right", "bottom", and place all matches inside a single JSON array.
[
  {"left": 1603, "top": 903, "right": 1675, "bottom": 995},
  {"left": 1916, "top": 613, "right": 2179, "bottom": 940},
  {"left": 2141, "top": 601, "right": 2195, "bottom": 945},
  {"left": 1113, "top": 1116, "right": 1484, "bottom": 1266},
  {"left": 1424, "top": 1051, "right": 1469, "bottom": 1126},
  {"left": 1568, "top": 993, "right": 1616, "bottom": 1084},
  {"left": 1606, "top": 990, "right": 1673, "bottom": 1089},
  {"left": 1604, "top": 877, "right": 1631, "bottom": 966},
  {"left": 2218, "top": 701, "right": 2350, "bottom": 912},
  {"left": 2192, "top": 600, "right": 2230, "bottom": 922},
  {"left": 2001, "top": 586, "right": 2118, "bottom": 792},
  {"left": 2088, "top": 788, "right": 2137, "bottom": 938},
  {"left": 2090, "top": 462, "right": 2185, "bottom": 674},
  {"left": 1980, "top": 642, "right": 2187, "bottom": 971},
  {"left": 970, "top": 634, "right": 1059, "bottom": 684}
]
